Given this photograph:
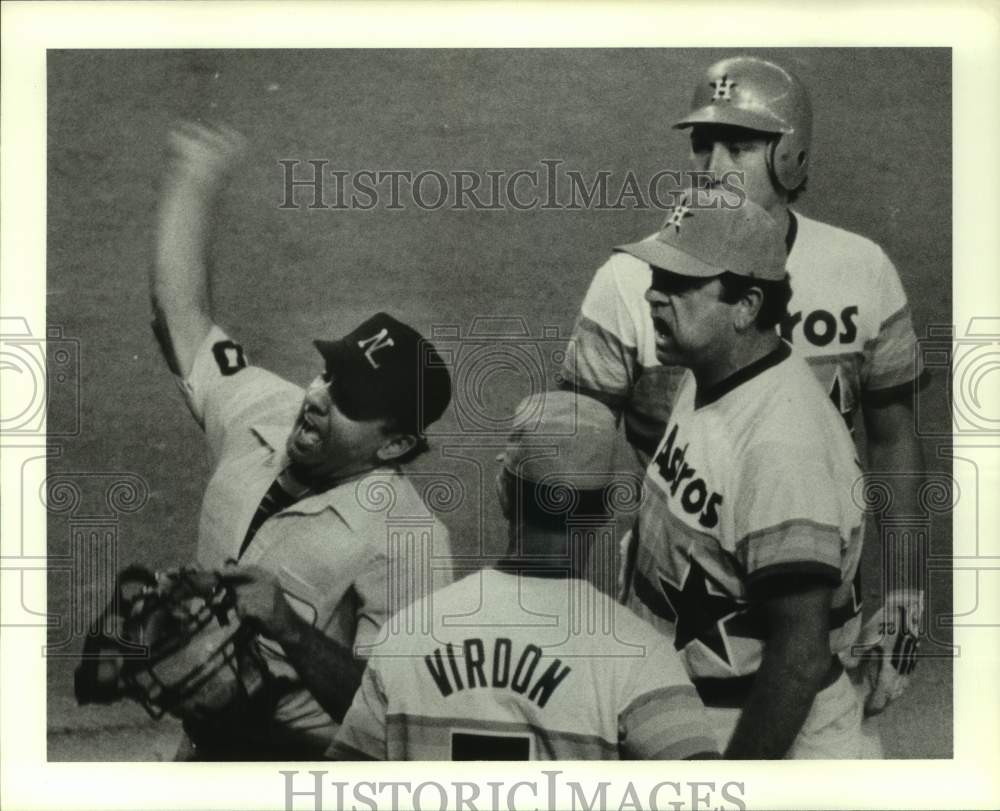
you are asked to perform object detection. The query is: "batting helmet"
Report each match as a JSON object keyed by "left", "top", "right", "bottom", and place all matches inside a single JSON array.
[{"left": 674, "top": 56, "right": 813, "bottom": 193}]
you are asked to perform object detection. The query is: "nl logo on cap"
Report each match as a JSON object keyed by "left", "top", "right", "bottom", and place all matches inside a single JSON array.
[{"left": 357, "top": 328, "right": 395, "bottom": 369}]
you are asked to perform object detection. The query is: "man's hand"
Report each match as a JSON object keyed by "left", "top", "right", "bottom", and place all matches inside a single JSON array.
[
  {"left": 165, "top": 121, "right": 247, "bottom": 193},
  {"left": 217, "top": 564, "right": 299, "bottom": 644},
  {"left": 217, "top": 564, "right": 365, "bottom": 722}
]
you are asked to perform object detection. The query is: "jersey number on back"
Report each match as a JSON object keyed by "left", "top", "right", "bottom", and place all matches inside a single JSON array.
[{"left": 451, "top": 730, "right": 532, "bottom": 760}]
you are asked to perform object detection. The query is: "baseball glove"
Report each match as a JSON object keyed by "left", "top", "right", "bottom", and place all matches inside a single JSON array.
[{"left": 846, "top": 589, "right": 924, "bottom": 717}]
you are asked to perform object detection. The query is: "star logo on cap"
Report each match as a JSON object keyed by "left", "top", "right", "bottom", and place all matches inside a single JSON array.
[
  {"left": 710, "top": 74, "right": 736, "bottom": 101},
  {"left": 663, "top": 200, "right": 693, "bottom": 233}
]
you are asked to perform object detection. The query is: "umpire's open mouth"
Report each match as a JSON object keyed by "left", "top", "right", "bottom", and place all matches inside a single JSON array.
[{"left": 289, "top": 413, "right": 322, "bottom": 454}]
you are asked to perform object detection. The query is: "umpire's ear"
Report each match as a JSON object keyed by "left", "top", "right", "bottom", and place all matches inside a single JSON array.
[
  {"left": 732, "top": 284, "right": 764, "bottom": 332},
  {"left": 496, "top": 467, "right": 514, "bottom": 522},
  {"left": 376, "top": 433, "right": 418, "bottom": 462}
]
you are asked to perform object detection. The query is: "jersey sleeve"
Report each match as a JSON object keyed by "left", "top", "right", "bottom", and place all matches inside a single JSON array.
[
  {"left": 618, "top": 640, "right": 718, "bottom": 759},
  {"left": 351, "top": 554, "right": 390, "bottom": 653},
  {"left": 326, "top": 666, "right": 388, "bottom": 760},
  {"left": 179, "top": 325, "right": 302, "bottom": 461},
  {"left": 734, "top": 443, "right": 850, "bottom": 594},
  {"left": 562, "top": 254, "right": 643, "bottom": 407},
  {"left": 861, "top": 251, "right": 923, "bottom": 393}
]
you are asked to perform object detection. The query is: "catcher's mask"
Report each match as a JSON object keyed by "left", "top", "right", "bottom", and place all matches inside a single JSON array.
[{"left": 74, "top": 565, "right": 271, "bottom": 721}]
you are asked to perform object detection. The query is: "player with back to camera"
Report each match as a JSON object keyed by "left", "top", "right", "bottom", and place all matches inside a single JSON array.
[
  {"left": 616, "top": 191, "right": 870, "bottom": 758},
  {"left": 150, "top": 121, "right": 453, "bottom": 759},
  {"left": 564, "top": 55, "right": 925, "bottom": 719},
  {"left": 329, "top": 391, "right": 719, "bottom": 760}
]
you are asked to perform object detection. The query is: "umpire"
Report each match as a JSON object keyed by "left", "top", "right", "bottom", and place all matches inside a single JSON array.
[{"left": 151, "top": 122, "right": 453, "bottom": 759}]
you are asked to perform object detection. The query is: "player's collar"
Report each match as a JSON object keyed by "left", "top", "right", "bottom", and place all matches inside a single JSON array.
[{"left": 694, "top": 340, "right": 791, "bottom": 409}]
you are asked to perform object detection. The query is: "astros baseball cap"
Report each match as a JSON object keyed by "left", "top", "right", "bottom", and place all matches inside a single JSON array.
[
  {"left": 500, "top": 391, "right": 623, "bottom": 525},
  {"left": 614, "top": 192, "right": 787, "bottom": 281},
  {"left": 313, "top": 312, "right": 451, "bottom": 434}
]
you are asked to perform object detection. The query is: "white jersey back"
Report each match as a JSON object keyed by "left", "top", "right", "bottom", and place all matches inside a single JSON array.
[{"left": 332, "top": 568, "right": 716, "bottom": 760}]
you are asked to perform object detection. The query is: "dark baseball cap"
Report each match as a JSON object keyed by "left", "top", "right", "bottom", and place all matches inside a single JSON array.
[
  {"left": 313, "top": 312, "right": 451, "bottom": 434},
  {"left": 614, "top": 191, "right": 787, "bottom": 282}
]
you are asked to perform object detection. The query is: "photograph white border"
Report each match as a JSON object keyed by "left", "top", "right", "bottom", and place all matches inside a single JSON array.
[{"left": 2, "top": 2, "right": 998, "bottom": 809}]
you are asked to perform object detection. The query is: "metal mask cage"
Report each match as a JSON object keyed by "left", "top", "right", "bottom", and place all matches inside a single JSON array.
[{"left": 119, "top": 570, "right": 266, "bottom": 720}]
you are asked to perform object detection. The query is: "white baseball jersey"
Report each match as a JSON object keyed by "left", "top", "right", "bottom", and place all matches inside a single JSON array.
[
  {"left": 564, "top": 211, "right": 923, "bottom": 458},
  {"left": 331, "top": 568, "right": 717, "bottom": 760},
  {"left": 623, "top": 343, "right": 865, "bottom": 689}
]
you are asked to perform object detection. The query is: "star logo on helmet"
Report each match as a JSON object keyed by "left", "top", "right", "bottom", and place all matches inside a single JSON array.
[
  {"left": 710, "top": 74, "right": 736, "bottom": 101},
  {"left": 664, "top": 199, "right": 693, "bottom": 232}
]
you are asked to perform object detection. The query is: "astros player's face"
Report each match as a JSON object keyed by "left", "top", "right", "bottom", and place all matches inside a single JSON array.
[
  {"left": 286, "top": 373, "right": 393, "bottom": 480},
  {"left": 688, "top": 124, "right": 783, "bottom": 214},
  {"left": 644, "top": 269, "right": 733, "bottom": 372}
]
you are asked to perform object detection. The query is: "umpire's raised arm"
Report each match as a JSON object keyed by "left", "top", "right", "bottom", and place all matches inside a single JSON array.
[{"left": 151, "top": 122, "right": 247, "bottom": 378}]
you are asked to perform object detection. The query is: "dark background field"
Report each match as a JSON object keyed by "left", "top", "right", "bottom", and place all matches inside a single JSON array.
[{"left": 46, "top": 48, "right": 953, "bottom": 760}]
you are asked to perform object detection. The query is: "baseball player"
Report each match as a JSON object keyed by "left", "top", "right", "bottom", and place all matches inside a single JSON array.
[
  {"left": 151, "top": 122, "right": 453, "bottom": 759},
  {"left": 617, "top": 193, "right": 869, "bottom": 758},
  {"left": 564, "top": 55, "right": 925, "bottom": 714},
  {"left": 330, "top": 392, "right": 719, "bottom": 760}
]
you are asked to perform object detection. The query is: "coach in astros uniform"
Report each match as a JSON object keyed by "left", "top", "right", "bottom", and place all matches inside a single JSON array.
[
  {"left": 331, "top": 392, "right": 718, "bottom": 760},
  {"left": 618, "top": 194, "right": 869, "bottom": 758},
  {"left": 565, "top": 54, "right": 926, "bottom": 710},
  {"left": 151, "top": 122, "right": 452, "bottom": 758}
]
